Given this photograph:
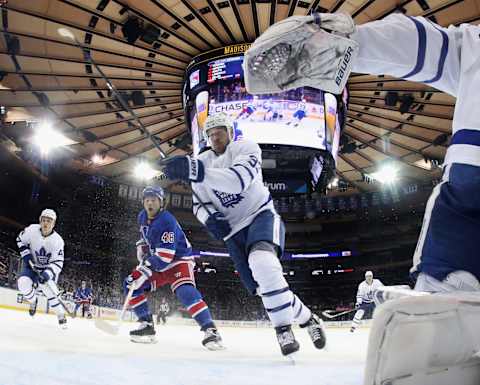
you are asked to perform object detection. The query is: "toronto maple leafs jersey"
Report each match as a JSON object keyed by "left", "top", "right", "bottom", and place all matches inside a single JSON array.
[
  {"left": 16, "top": 224, "right": 64, "bottom": 281},
  {"left": 296, "top": 101, "right": 307, "bottom": 112},
  {"left": 74, "top": 287, "right": 93, "bottom": 302},
  {"left": 352, "top": 14, "right": 480, "bottom": 168},
  {"left": 192, "top": 139, "right": 275, "bottom": 240},
  {"left": 356, "top": 279, "right": 384, "bottom": 305},
  {"left": 138, "top": 209, "right": 193, "bottom": 272}
]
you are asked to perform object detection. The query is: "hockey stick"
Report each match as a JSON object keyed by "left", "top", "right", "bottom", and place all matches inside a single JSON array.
[
  {"left": 373, "top": 285, "right": 429, "bottom": 305},
  {"left": 191, "top": 187, "right": 215, "bottom": 216},
  {"left": 28, "top": 261, "right": 74, "bottom": 317},
  {"left": 321, "top": 308, "right": 357, "bottom": 319},
  {"left": 94, "top": 284, "right": 135, "bottom": 335}
]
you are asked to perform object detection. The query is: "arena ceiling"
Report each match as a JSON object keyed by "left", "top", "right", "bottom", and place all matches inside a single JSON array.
[{"left": 0, "top": 0, "right": 478, "bottom": 191}]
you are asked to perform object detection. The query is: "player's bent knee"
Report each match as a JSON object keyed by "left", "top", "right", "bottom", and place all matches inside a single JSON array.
[
  {"left": 174, "top": 283, "right": 201, "bottom": 305},
  {"left": 250, "top": 241, "right": 277, "bottom": 254},
  {"left": 248, "top": 248, "right": 287, "bottom": 292},
  {"left": 17, "top": 276, "right": 34, "bottom": 295}
]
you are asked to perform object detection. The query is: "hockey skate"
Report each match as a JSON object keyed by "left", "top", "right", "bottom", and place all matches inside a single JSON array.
[
  {"left": 58, "top": 315, "right": 68, "bottom": 330},
  {"left": 202, "top": 328, "right": 225, "bottom": 351},
  {"left": 300, "top": 313, "right": 327, "bottom": 349},
  {"left": 28, "top": 297, "right": 38, "bottom": 317},
  {"left": 130, "top": 321, "right": 157, "bottom": 344},
  {"left": 275, "top": 325, "right": 300, "bottom": 357}
]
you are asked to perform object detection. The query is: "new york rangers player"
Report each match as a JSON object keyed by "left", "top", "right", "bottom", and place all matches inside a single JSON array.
[
  {"left": 124, "top": 187, "right": 223, "bottom": 349},
  {"left": 163, "top": 113, "right": 326, "bottom": 357},
  {"left": 244, "top": 12, "right": 480, "bottom": 293},
  {"left": 73, "top": 280, "right": 93, "bottom": 318},
  {"left": 16, "top": 209, "right": 67, "bottom": 328},
  {"left": 350, "top": 271, "right": 383, "bottom": 333}
]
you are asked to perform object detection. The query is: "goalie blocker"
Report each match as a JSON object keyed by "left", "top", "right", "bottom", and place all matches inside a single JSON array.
[{"left": 364, "top": 291, "right": 480, "bottom": 385}]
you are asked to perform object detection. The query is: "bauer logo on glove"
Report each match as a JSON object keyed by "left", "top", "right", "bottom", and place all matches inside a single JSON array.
[{"left": 243, "top": 13, "right": 359, "bottom": 95}]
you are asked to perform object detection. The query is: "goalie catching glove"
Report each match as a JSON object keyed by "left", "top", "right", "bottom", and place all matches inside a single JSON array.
[{"left": 243, "top": 13, "right": 358, "bottom": 95}]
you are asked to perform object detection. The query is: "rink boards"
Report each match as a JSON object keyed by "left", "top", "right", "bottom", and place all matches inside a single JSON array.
[{"left": 0, "top": 286, "right": 368, "bottom": 329}]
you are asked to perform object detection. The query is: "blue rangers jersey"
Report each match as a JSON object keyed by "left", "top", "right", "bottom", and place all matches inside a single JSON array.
[
  {"left": 74, "top": 287, "right": 93, "bottom": 302},
  {"left": 138, "top": 209, "right": 193, "bottom": 272},
  {"left": 192, "top": 139, "right": 275, "bottom": 240}
]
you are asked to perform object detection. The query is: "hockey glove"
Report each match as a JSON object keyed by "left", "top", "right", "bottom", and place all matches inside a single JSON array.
[
  {"left": 136, "top": 239, "right": 149, "bottom": 263},
  {"left": 126, "top": 265, "right": 152, "bottom": 290},
  {"left": 162, "top": 156, "right": 205, "bottom": 183},
  {"left": 38, "top": 269, "right": 53, "bottom": 284},
  {"left": 244, "top": 13, "right": 358, "bottom": 95},
  {"left": 206, "top": 212, "right": 231, "bottom": 240}
]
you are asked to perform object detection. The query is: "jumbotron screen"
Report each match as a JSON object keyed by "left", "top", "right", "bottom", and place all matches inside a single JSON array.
[{"left": 184, "top": 47, "right": 345, "bottom": 160}]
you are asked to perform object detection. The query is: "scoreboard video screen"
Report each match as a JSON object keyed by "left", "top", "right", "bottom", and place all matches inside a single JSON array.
[
  {"left": 184, "top": 45, "right": 347, "bottom": 164},
  {"left": 207, "top": 56, "right": 243, "bottom": 83}
]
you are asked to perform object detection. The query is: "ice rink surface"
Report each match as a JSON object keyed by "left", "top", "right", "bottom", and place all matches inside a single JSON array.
[{"left": 0, "top": 309, "right": 369, "bottom": 385}]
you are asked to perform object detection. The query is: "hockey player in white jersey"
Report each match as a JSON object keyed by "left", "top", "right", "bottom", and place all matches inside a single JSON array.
[
  {"left": 286, "top": 99, "right": 307, "bottom": 127},
  {"left": 350, "top": 271, "right": 383, "bottom": 333},
  {"left": 163, "top": 112, "right": 326, "bottom": 357},
  {"left": 244, "top": 12, "right": 480, "bottom": 294},
  {"left": 16, "top": 209, "right": 67, "bottom": 328},
  {"left": 245, "top": 13, "right": 480, "bottom": 384}
]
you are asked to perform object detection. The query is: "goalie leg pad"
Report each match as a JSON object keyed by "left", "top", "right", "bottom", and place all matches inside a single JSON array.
[{"left": 364, "top": 292, "right": 480, "bottom": 385}]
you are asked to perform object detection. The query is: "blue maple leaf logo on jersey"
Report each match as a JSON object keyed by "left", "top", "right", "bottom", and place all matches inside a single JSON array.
[
  {"left": 213, "top": 190, "right": 244, "bottom": 208},
  {"left": 35, "top": 247, "right": 51, "bottom": 265}
]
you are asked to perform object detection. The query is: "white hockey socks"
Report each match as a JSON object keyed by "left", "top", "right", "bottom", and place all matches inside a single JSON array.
[
  {"left": 351, "top": 309, "right": 365, "bottom": 329},
  {"left": 41, "top": 282, "right": 65, "bottom": 318},
  {"left": 249, "top": 249, "right": 294, "bottom": 327},
  {"left": 291, "top": 294, "right": 312, "bottom": 325},
  {"left": 17, "top": 276, "right": 37, "bottom": 303}
]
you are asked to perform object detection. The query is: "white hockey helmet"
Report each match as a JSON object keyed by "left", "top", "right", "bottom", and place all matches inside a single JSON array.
[
  {"left": 39, "top": 208, "right": 57, "bottom": 222},
  {"left": 203, "top": 113, "right": 234, "bottom": 142},
  {"left": 365, "top": 271, "right": 373, "bottom": 278}
]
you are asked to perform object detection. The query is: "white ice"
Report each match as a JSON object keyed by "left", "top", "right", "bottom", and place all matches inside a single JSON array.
[{"left": 0, "top": 309, "right": 369, "bottom": 385}]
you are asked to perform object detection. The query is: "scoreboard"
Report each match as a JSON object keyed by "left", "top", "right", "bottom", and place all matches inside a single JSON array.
[{"left": 207, "top": 56, "right": 243, "bottom": 83}]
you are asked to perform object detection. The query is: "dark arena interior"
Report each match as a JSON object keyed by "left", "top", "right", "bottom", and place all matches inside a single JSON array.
[{"left": 0, "top": 1, "right": 477, "bottom": 385}]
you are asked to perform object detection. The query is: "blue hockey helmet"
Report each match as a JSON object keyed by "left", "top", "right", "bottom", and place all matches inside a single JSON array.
[{"left": 142, "top": 186, "right": 165, "bottom": 202}]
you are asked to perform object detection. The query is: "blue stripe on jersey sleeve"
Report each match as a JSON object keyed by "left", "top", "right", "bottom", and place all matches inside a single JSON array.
[
  {"left": 451, "top": 129, "right": 480, "bottom": 146},
  {"left": 233, "top": 163, "right": 254, "bottom": 181},
  {"left": 423, "top": 25, "right": 449, "bottom": 84},
  {"left": 401, "top": 17, "right": 426, "bottom": 79},
  {"left": 229, "top": 167, "right": 245, "bottom": 191}
]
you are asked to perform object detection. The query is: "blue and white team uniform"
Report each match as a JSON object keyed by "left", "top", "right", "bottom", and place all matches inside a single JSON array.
[
  {"left": 263, "top": 100, "right": 279, "bottom": 121},
  {"left": 352, "top": 14, "right": 480, "bottom": 291},
  {"left": 292, "top": 101, "right": 307, "bottom": 120},
  {"left": 124, "top": 207, "right": 218, "bottom": 341},
  {"left": 16, "top": 224, "right": 66, "bottom": 319},
  {"left": 192, "top": 138, "right": 325, "bottom": 353},
  {"left": 351, "top": 276, "right": 383, "bottom": 331}
]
